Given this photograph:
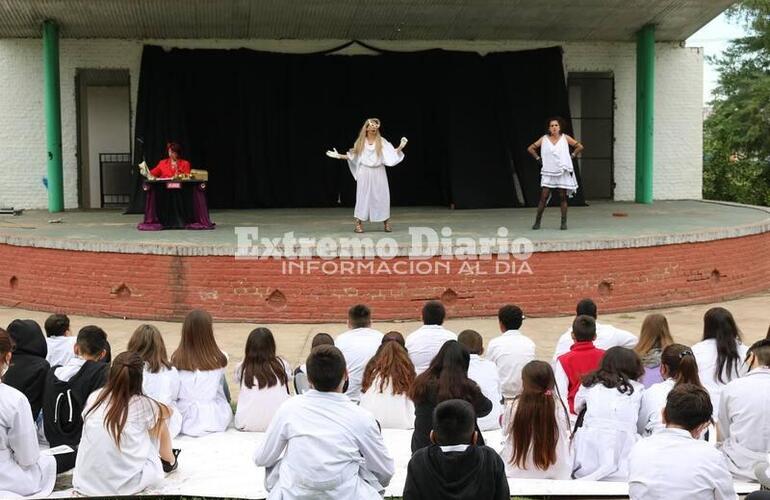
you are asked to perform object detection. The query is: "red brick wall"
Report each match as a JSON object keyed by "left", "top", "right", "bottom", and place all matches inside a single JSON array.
[{"left": 2, "top": 232, "right": 769, "bottom": 322}]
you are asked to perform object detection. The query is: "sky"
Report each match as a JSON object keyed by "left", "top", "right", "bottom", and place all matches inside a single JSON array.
[{"left": 686, "top": 10, "right": 748, "bottom": 104}]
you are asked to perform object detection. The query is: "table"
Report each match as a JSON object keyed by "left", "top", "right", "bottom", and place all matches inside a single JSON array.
[{"left": 137, "top": 179, "right": 215, "bottom": 230}]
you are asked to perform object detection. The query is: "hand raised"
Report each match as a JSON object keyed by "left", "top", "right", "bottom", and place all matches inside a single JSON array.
[{"left": 325, "top": 148, "right": 343, "bottom": 159}]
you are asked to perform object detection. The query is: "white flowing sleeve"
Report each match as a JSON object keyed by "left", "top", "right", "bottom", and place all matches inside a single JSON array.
[
  {"left": 346, "top": 153, "right": 359, "bottom": 181},
  {"left": 380, "top": 139, "right": 405, "bottom": 167}
]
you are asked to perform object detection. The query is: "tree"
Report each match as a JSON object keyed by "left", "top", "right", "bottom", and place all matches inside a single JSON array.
[{"left": 704, "top": 0, "right": 770, "bottom": 206}]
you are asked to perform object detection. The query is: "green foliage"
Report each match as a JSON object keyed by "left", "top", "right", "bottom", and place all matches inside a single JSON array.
[{"left": 703, "top": 0, "right": 770, "bottom": 206}]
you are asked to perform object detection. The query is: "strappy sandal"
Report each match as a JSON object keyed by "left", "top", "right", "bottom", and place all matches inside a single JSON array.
[
  {"left": 383, "top": 221, "right": 392, "bottom": 233},
  {"left": 354, "top": 220, "right": 364, "bottom": 233}
]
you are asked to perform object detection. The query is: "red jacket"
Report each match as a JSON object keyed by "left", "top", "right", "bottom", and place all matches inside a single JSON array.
[
  {"left": 150, "top": 158, "right": 191, "bottom": 178},
  {"left": 557, "top": 341, "right": 605, "bottom": 414}
]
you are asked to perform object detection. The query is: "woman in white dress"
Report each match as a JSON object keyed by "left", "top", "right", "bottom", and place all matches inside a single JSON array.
[
  {"left": 171, "top": 309, "right": 232, "bottom": 436},
  {"left": 74, "top": 352, "right": 178, "bottom": 496},
  {"left": 572, "top": 347, "right": 645, "bottom": 481},
  {"left": 359, "top": 334, "right": 416, "bottom": 429},
  {"left": 127, "top": 324, "right": 182, "bottom": 438},
  {"left": 502, "top": 360, "right": 572, "bottom": 479},
  {"left": 527, "top": 117, "right": 583, "bottom": 230},
  {"left": 326, "top": 118, "right": 408, "bottom": 233},
  {"left": 0, "top": 327, "right": 56, "bottom": 498},
  {"left": 234, "top": 328, "right": 292, "bottom": 432}
]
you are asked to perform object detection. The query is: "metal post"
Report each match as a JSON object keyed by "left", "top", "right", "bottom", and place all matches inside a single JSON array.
[
  {"left": 43, "top": 20, "right": 64, "bottom": 212},
  {"left": 635, "top": 24, "right": 655, "bottom": 204}
]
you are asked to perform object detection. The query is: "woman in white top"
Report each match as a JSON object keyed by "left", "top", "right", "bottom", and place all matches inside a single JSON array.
[
  {"left": 502, "top": 360, "right": 572, "bottom": 479},
  {"left": 527, "top": 117, "right": 583, "bottom": 230},
  {"left": 171, "top": 309, "right": 232, "bottom": 436},
  {"left": 326, "top": 117, "right": 408, "bottom": 233},
  {"left": 572, "top": 347, "right": 645, "bottom": 481},
  {"left": 638, "top": 344, "right": 703, "bottom": 436},
  {"left": 234, "top": 327, "right": 292, "bottom": 432},
  {"left": 691, "top": 307, "right": 749, "bottom": 416},
  {"left": 74, "top": 352, "right": 177, "bottom": 496},
  {"left": 127, "top": 324, "right": 182, "bottom": 438},
  {"left": 360, "top": 332, "right": 416, "bottom": 429},
  {"left": 0, "top": 328, "right": 56, "bottom": 498}
]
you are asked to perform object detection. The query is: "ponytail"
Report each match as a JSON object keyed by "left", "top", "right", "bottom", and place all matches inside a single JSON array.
[{"left": 661, "top": 344, "right": 703, "bottom": 388}]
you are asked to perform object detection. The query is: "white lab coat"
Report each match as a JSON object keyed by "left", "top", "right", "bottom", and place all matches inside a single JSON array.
[
  {"left": 254, "top": 390, "right": 394, "bottom": 500},
  {"left": 691, "top": 338, "right": 749, "bottom": 418},
  {"left": 74, "top": 390, "right": 164, "bottom": 496},
  {"left": 552, "top": 322, "right": 637, "bottom": 361},
  {"left": 637, "top": 378, "right": 675, "bottom": 436},
  {"left": 0, "top": 383, "right": 56, "bottom": 498},
  {"left": 468, "top": 354, "right": 503, "bottom": 430},
  {"left": 335, "top": 328, "right": 384, "bottom": 401},
  {"left": 45, "top": 336, "right": 76, "bottom": 368},
  {"left": 486, "top": 330, "right": 537, "bottom": 399},
  {"left": 142, "top": 365, "right": 182, "bottom": 438},
  {"left": 628, "top": 427, "right": 737, "bottom": 500},
  {"left": 718, "top": 367, "right": 770, "bottom": 481},
  {"left": 176, "top": 368, "right": 232, "bottom": 436},
  {"left": 347, "top": 139, "right": 404, "bottom": 222},
  {"left": 405, "top": 325, "right": 457, "bottom": 374},
  {"left": 234, "top": 359, "right": 292, "bottom": 432},
  {"left": 360, "top": 376, "right": 415, "bottom": 429},
  {"left": 572, "top": 381, "right": 644, "bottom": 481}
]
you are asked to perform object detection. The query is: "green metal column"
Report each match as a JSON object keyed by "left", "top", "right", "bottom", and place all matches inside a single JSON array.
[
  {"left": 635, "top": 24, "right": 655, "bottom": 204},
  {"left": 43, "top": 20, "right": 64, "bottom": 212}
]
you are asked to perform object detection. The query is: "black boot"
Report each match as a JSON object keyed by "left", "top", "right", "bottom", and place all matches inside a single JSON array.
[
  {"left": 532, "top": 206, "right": 544, "bottom": 230},
  {"left": 560, "top": 215, "right": 568, "bottom": 230}
]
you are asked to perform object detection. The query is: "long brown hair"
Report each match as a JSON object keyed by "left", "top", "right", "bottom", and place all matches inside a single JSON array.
[
  {"left": 635, "top": 314, "right": 674, "bottom": 356},
  {"left": 351, "top": 118, "right": 383, "bottom": 158},
  {"left": 239, "top": 328, "right": 288, "bottom": 390},
  {"left": 661, "top": 344, "right": 702, "bottom": 387},
  {"left": 0, "top": 328, "right": 13, "bottom": 377},
  {"left": 85, "top": 352, "right": 165, "bottom": 448},
  {"left": 171, "top": 309, "right": 227, "bottom": 371},
  {"left": 127, "top": 324, "right": 172, "bottom": 373},
  {"left": 361, "top": 339, "right": 415, "bottom": 395},
  {"left": 509, "top": 361, "right": 567, "bottom": 470},
  {"left": 408, "top": 340, "right": 481, "bottom": 404}
]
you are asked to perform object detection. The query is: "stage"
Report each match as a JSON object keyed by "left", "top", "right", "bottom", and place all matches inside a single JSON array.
[{"left": 2, "top": 200, "right": 770, "bottom": 322}]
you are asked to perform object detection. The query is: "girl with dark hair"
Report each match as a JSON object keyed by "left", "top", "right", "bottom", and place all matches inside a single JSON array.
[
  {"left": 501, "top": 360, "right": 572, "bottom": 479},
  {"left": 0, "top": 328, "right": 57, "bottom": 497},
  {"left": 638, "top": 343, "right": 703, "bottom": 436},
  {"left": 408, "top": 340, "right": 492, "bottom": 452},
  {"left": 234, "top": 328, "right": 292, "bottom": 432},
  {"left": 572, "top": 347, "right": 645, "bottom": 481},
  {"left": 634, "top": 314, "right": 675, "bottom": 388},
  {"left": 171, "top": 309, "right": 232, "bottom": 436},
  {"left": 74, "top": 352, "right": 178, "bottom": 496},
  {"left": 527, "top": 116, "right": 583, "bottom": 230},
  {"left": 360, "top": 339, "right": 416, "bottom": 429},
  {"left": 127, "top": 324, "right": 182, "bottom": 438},
  {"left": 691, "top": 307, "right": 749, "bottom": 414}
]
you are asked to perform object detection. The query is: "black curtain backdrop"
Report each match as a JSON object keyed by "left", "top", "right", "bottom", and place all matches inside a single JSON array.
[{"left": 127, "top": 44, "right": 585, "bottom": 212}]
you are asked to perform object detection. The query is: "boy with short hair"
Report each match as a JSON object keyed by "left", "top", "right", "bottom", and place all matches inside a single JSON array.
[
  {"left": 486, "top": 304, "right": 536, "bottom": 399},
  {"left": 44, "top": 313, "right": 76, "bottom": 367},
  {"left": 335, "top": 304, "right": 384, "bottom": 401},
  {"left": 457, "top": 329, "right": 503, "bottom": 430},
  {"left": 554, "top": 314, "right": 605, "bottom": 415},
  {"left": 403, "top": 399, "right": 510, "bottom": 500},
  {"left": 293, "top": 332, "right": 334, "bottom": 395}
]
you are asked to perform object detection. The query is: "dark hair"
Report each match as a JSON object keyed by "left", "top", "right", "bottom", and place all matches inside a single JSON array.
[
  {"left": 432, "top": 399, "right": 476, "bottom": 446},
  {"left": 576, "top": 298, "right": 597, "bottom": 318},
  {"left": 572, "top": 315, "right": 597, "bottom": 342},
  {"left": 509, "top": 361, "right": 567, "bottom": 471},
  {"left": 172, "top": 309, "right": 227, "bottom": 371},
  {"left": 306, "top": 345, "right": 346, "bottom": 392},
  {"left": 748, "top": 338, "right": 770, "bottom": 367},
  {"left": 348, "top": 304, "right": 372, "bottom": 329},
  {"left": 457, "top": 329, "right": 483, "bottom": 355},
  {"left": 582, "top": 347, "right": 644, "bottom": 394},
  {"left": 127, "top": 324, "right": 171, "bottom": 373},
  {"left": 239, "top": 328, "right": 288, "bottom": 390},
  {"left": 0, "top": 328, "right": 13, "bottom": 374},
  {"left": 546, "top": 116, "right": 567, "bottom": 134},
  {"left": 77, "top": 325, "right": 108, "bottom": 358},
  {"left": 409, "top": 340, "right": 483, "bottom": 405},
  {"left": 498, "top": 305, "right": 524, "bottom": 330},
  {"left": 663, "top": 383, "right": 713, "bottom": 431},
  {"left": 383, "top": 331, "right": 405, "bottom": 347},
  {"left": 661, "top": 344, "right": 702, "bottom": 387},
  {"left": 44, "top": 314, "right": 70, "bottom": 337},
  {"left": 702, "top": 307, "right": 742, "bottom": 384},
  {"left": 361, "top": 340, "right": 415, "bottom": 396},
  {"left": 311, "top": 333, "right": 334, "bottom": 348},
  {"left": 166, "top": 142, "right": 182, "bottom": 155},
  {"left": 422, "top": 301, "right": 446, "bottom": 325}
]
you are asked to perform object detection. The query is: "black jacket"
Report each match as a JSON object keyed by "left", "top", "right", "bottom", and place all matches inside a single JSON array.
[{"left": 4, "top": 319, "right": 50, "bottom": 419}]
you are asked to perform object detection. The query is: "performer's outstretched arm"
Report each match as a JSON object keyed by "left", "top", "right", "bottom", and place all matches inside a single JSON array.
[
  {"left": 396, "top": 137, "right": 408, "bottom": 153},
  {"left": 325, "top": 148, "right": 350, "bottom": 160}
]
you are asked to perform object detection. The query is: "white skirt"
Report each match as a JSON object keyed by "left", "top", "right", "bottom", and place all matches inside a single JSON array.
[{"left": 541, "top": 171, "right": 578, "bottom": 196}]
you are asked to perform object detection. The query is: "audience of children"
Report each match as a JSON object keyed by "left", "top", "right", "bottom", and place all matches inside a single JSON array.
[
  {"left": 253, "top": 344, "right": 394, "bottom": 499},
  {"left": 457, "top": 329, "right": 503, "bottom": 430},
  {"left": 335, "top": 304, "right": 384, "bottom": 401},
  {"left": 634, "top": 313, "right": 674, "bottom": 388},
  {"left": 293, "top": 332, "right": 333, "bottom": 394},
  {"left": 628, "top": 384, "right": 737, "bottom": 500},
  {"left": 234, "top": 327, "right": 292, "bottom": 432},
  {"left": 359, "top": 332, "right": 416, "bottom": 429},
  {"left": 552, "top": 298, "right": 638, "bottom": 360},
  {"left": 554, "top": 315, "right": 606, "bottom": 416},
  {"left": 501, "top": 360, "right": 572, "bottom": 479},
  {"left": 485, "top": 305, "right": 536, "bottom": 401},
  {"left": 4, "top": 319, "right": 50, "bottom": 420},
  {"left": 403, "top": 399, "right": 510, "bottom": 500},
  {"left": 405, "top": 301, "right": 457, "bottom": 374},
  {"left": 44, "top": 314, "right": 76, "bottom": 368}
]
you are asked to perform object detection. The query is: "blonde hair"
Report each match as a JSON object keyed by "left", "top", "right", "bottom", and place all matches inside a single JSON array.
[
  {"left": 635, "top": 314, "right": 674, "bottom": 356},
  {"left": 351, "top": 118, "right": 383, "bottom": 158}
]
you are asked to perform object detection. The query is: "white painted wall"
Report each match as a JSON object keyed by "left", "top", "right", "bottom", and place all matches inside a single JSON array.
[{"left": 0, "top": 38, "right": 703, "bottom": 208}]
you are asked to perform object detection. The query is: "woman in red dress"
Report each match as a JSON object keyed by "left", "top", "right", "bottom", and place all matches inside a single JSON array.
[{"left": 150, "top": 142, "right": 191, "bottom": 178}]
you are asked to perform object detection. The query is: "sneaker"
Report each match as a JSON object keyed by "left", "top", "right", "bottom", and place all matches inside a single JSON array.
[{"left": 162, "top": 448, "right": 181, "bottom": 473}]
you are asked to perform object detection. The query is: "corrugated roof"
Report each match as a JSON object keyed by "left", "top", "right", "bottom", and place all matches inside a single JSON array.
[{"left": 0, "top": 0, "right": 735, "bottom": 41}]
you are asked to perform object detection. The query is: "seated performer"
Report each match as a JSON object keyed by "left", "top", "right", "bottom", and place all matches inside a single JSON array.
[{"left": 148, "top": 142, "right": 191, "bottom": 179}]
